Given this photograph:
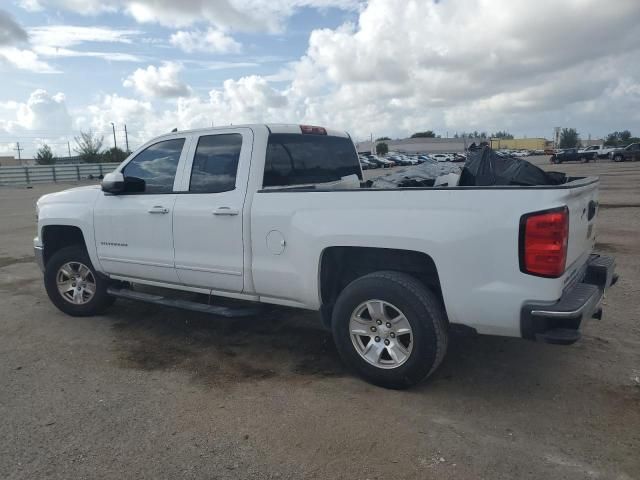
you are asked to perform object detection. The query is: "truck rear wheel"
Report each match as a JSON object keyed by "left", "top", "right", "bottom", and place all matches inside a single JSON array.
[
  {"left": 331, "top": 271, "right": 448, "bottom": 389},
  {"left": 44, "top": 245, "right": 115, "bottom": 317}
]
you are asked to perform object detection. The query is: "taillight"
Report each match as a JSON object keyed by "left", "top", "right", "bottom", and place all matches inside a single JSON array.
[
  {"left": 300, "top": 125, "right": 327, "bottom": 135},
  {"left": 519, "top": 207, "right": 569, "bottom": 278}
]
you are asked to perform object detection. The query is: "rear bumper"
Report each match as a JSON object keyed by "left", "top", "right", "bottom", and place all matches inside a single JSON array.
[{"left": 521, "top": 254, "right": 617, "bottom": 345}]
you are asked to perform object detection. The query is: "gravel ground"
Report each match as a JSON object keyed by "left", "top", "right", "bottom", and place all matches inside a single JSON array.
[{"left": 1, "top": 157, "right": 639, "bottom": 479}]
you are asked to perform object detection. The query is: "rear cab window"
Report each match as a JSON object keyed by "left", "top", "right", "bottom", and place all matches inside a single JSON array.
[{"left": 263, "top": 133, "right": 361, "bottom": 188}]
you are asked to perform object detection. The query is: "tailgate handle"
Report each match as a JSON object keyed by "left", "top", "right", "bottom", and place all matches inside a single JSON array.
[{"left": 588, "top": 201, "right": 598, "bottom": 221}]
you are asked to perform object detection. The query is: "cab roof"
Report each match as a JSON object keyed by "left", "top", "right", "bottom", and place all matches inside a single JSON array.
[{"left": 155, "top": 124, "right": 350, "bottom": 139}]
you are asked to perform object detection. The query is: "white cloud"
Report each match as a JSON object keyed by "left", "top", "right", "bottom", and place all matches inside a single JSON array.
[
  {"left": 28, "top": 25, "right": 141, "bottom": 48},
  {"left": 10, "top": 0, "right": 640, "bottom": 144},
  {"left": 123, "top": 62, "right": 192, "bottom": 98},
  {"left": 0, "top": 46, "right": 58, "bottom": 73},
  {"left": 28, "top": 24, "right": 143, "bottom": 62},
  {"left": 0, "top": 89, "right": 71, "bottom": 132},
  {"left": 18, "top": 0, "right": 362, "bottom": 32},
  {"left": 276, "top": 0, "right": 640, "bottom": 138},
  {"left": 170, "top": 28, "right": 241, "bottom": 54},
  {"left": 34, "top": 45, "right": 143, "bottom": 62}
]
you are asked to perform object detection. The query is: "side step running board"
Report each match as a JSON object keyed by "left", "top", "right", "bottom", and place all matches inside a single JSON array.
[{"left": 106, "top": 287, "right": 262, "bottom": 318}]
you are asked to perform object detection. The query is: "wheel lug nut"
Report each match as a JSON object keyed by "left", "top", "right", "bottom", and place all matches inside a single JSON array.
[
  {"left": 390, "top": 332, "right": 396, "bottom": 338},
  {"left": 386, "top": 322, "right": 391, "bottom": 328},
  {"left": 374, "top": 336, "right": 381, "bottom": 342},
  {"left": 376, "top": 320, "right": 382, "bottom": 325},
  {"left": 370, "top": 326, "right": 377, "bottom": 332},
  {"left": 384, "top": 339, "right": 390, "bottom": 346},
  {"left": 72, "top": 283, "right": 76, "bottom": 287}
]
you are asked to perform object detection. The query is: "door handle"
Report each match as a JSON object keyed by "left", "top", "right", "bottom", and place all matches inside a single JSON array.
[
  {"left": 213, "top": 207, "right": 239, "bottom": 216},
  {"left": 148, "top": 206, "right": 170, "bottom": 214}
]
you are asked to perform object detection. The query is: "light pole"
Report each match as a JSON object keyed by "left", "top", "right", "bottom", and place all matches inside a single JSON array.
[{"left": 110, "top": 122, "right": 117, "bottom": 149}]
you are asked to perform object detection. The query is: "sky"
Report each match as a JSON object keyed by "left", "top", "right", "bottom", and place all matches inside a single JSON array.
[{"left": 0, "top": 0, "right": 639, "bottom": 158}]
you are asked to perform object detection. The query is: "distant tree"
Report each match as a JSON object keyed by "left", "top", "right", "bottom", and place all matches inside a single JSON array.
[
  {"left": 375, "top": 136, "right": 391, "bottom": 141},
  {"left": 473, "top": 130, "right": 479, "bottom": 138},
  {"left": 559, "top": 128, "right": 580, "bottom": 148},
  {"left": 376, "top": 142, "right": 389, "bottom": 156},
  {"left": 410, "top": 131, "right": 436, "bottom": 138},
  {"left": 101, "top": 146, "right": 128, "bottom": 163},
  {"left": 35, "top": 144, "right": 55, "bottom": 165},
  {"left": 453, "top": 133, "right": 459, "bottom": 139},
  {"left": 604, "top": 132, "right": 618, "bottom": 146},
  {"left": 480, "top": 132, "right": 487, "bottom": 139},
  {"left": 74, "top": 130, "right": 104, "bottom": 163},
  {"left": 491, "top": 131, "right": 514, "bottom": 139},
  {"left": 620, "top": 130, "right": 632, "bottom": 142},
  {"left": 605, "top": 130, "right": 634, "bottom": 146}
]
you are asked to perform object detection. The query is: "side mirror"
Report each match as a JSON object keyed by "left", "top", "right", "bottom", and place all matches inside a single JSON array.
[
  {"left": 102, "top": 172, "right": 125, "bottom": 194},
  {"left": 102, "top": 173, "right": 146, "bottom": 194}
]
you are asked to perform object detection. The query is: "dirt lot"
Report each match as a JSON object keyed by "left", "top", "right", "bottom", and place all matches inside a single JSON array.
[{"left": 1, "top": 157, "right": 639, "bottom": 479}]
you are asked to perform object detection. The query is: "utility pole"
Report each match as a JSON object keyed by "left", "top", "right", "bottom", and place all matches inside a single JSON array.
[
  {"left": 124, "top": 124, "right": 130, "bottom": 152},
  {"left": 110, "top": 122, "right": 117, "bottom": 149},
  {"left": 67, "top": 141, "right": 72, "bottom": 158},
  {"left": 14, "top": 142, "right": 24, "bottom": 165}
]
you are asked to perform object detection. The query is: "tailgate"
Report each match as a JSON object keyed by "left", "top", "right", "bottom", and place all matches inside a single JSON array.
[{"left": 563, "top": 179, "right": 599, "bottom": 271}]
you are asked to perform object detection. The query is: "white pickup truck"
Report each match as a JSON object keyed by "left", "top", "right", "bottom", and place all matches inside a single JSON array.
[
  {"left": 580, "top": 145, "right": 616, "bottom": 159},
  {"left": 34, "top": 124, "right": 617, "bottom": 388}
]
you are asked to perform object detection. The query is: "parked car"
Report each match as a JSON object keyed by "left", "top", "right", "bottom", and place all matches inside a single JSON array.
[
  {"left": 387, "top": 155, "right": 411, "bottom": 166},
  {"left": 430, "top": 153, "right": 452, "bottom": 162},
  {"left": 368, "top": 155, "right": 394, "bottom": 168},
  {"left": 417, "top": 155, "right": 436, "bottom": 164},
  {"left": 359, "top": 158, "right": 372, "bottom": 170},
  {"left": 580, "top": 145, "right": 617, "bottom": 159},
  {"left": 609, "top": 143, "right": 640, "bottom": 162},
  {"left": 550, "top": 148, "right": 598, "bottom": 164},
  {"left": 34, "top": 123, "right": 617, "bottom": 389}
]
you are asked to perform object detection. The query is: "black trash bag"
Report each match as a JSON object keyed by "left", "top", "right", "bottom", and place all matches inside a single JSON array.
[{"left": 459, "top": 147, "right": 566, "bottom": 186}]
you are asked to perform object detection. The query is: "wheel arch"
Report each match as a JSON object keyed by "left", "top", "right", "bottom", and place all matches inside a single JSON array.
[
  {"left": 42, "top": 224, "right": 87, "bottom": 267},
  {"left": 318, "top": 246, "right": 445, "bottom": 328}
]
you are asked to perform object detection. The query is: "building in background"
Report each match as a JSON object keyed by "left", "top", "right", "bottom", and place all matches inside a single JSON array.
[
  {"left": 489, "top": 138, "right": 550, "bottom": 150},
  {"left": 356, "top": 137, "right": 484, "bottom": 154}
]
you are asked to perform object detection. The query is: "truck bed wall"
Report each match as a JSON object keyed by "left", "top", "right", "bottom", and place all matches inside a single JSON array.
[{"left": 249, "top": 178, "right": 598, "bottom": 337}]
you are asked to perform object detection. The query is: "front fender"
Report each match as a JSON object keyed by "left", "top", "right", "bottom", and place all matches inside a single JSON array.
[{"left": 37, "top": 187, "right": 102, "bottom": 273}]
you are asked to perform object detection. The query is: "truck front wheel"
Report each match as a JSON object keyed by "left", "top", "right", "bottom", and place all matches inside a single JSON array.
[
  {"left": 44, "top": 245, "right": 115, "bottom": 317},
  {"left": 331, "top": 271, "right": 448, "bottom": 389}
]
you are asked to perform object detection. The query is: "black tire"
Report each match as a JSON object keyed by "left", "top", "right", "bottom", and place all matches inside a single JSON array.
[
  {"left": 614, "top": 155, "right": 623, "bottom": 162},
  {"left": 331, "top": 271, "right": 448, "bottom": 389},
  {"left": 44, "top": 245, "right": 115, "bottom": 317}
]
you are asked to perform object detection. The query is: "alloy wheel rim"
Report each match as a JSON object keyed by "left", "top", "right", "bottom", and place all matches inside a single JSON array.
[
  {"left": 349, "top": 300, "right": 413, "bottom": 369},
  {"left": 56, "top": 261, "right": 96, "bottom": 305}
]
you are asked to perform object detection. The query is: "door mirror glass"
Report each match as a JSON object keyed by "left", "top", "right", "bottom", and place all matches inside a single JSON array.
[
  {"left": 101, "top": 172, "right": 125, "bottom": 193},
  {"left": 123, "top": 176, "right": 146, "bottom": 193}
]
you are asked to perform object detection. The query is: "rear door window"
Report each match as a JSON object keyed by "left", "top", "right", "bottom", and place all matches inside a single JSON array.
[
  {"left": 263, "top": 134, "right": 361, "bottom": 188},
  {"left": 189, "top": 134, "right": 242, "bottom": 193}
]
